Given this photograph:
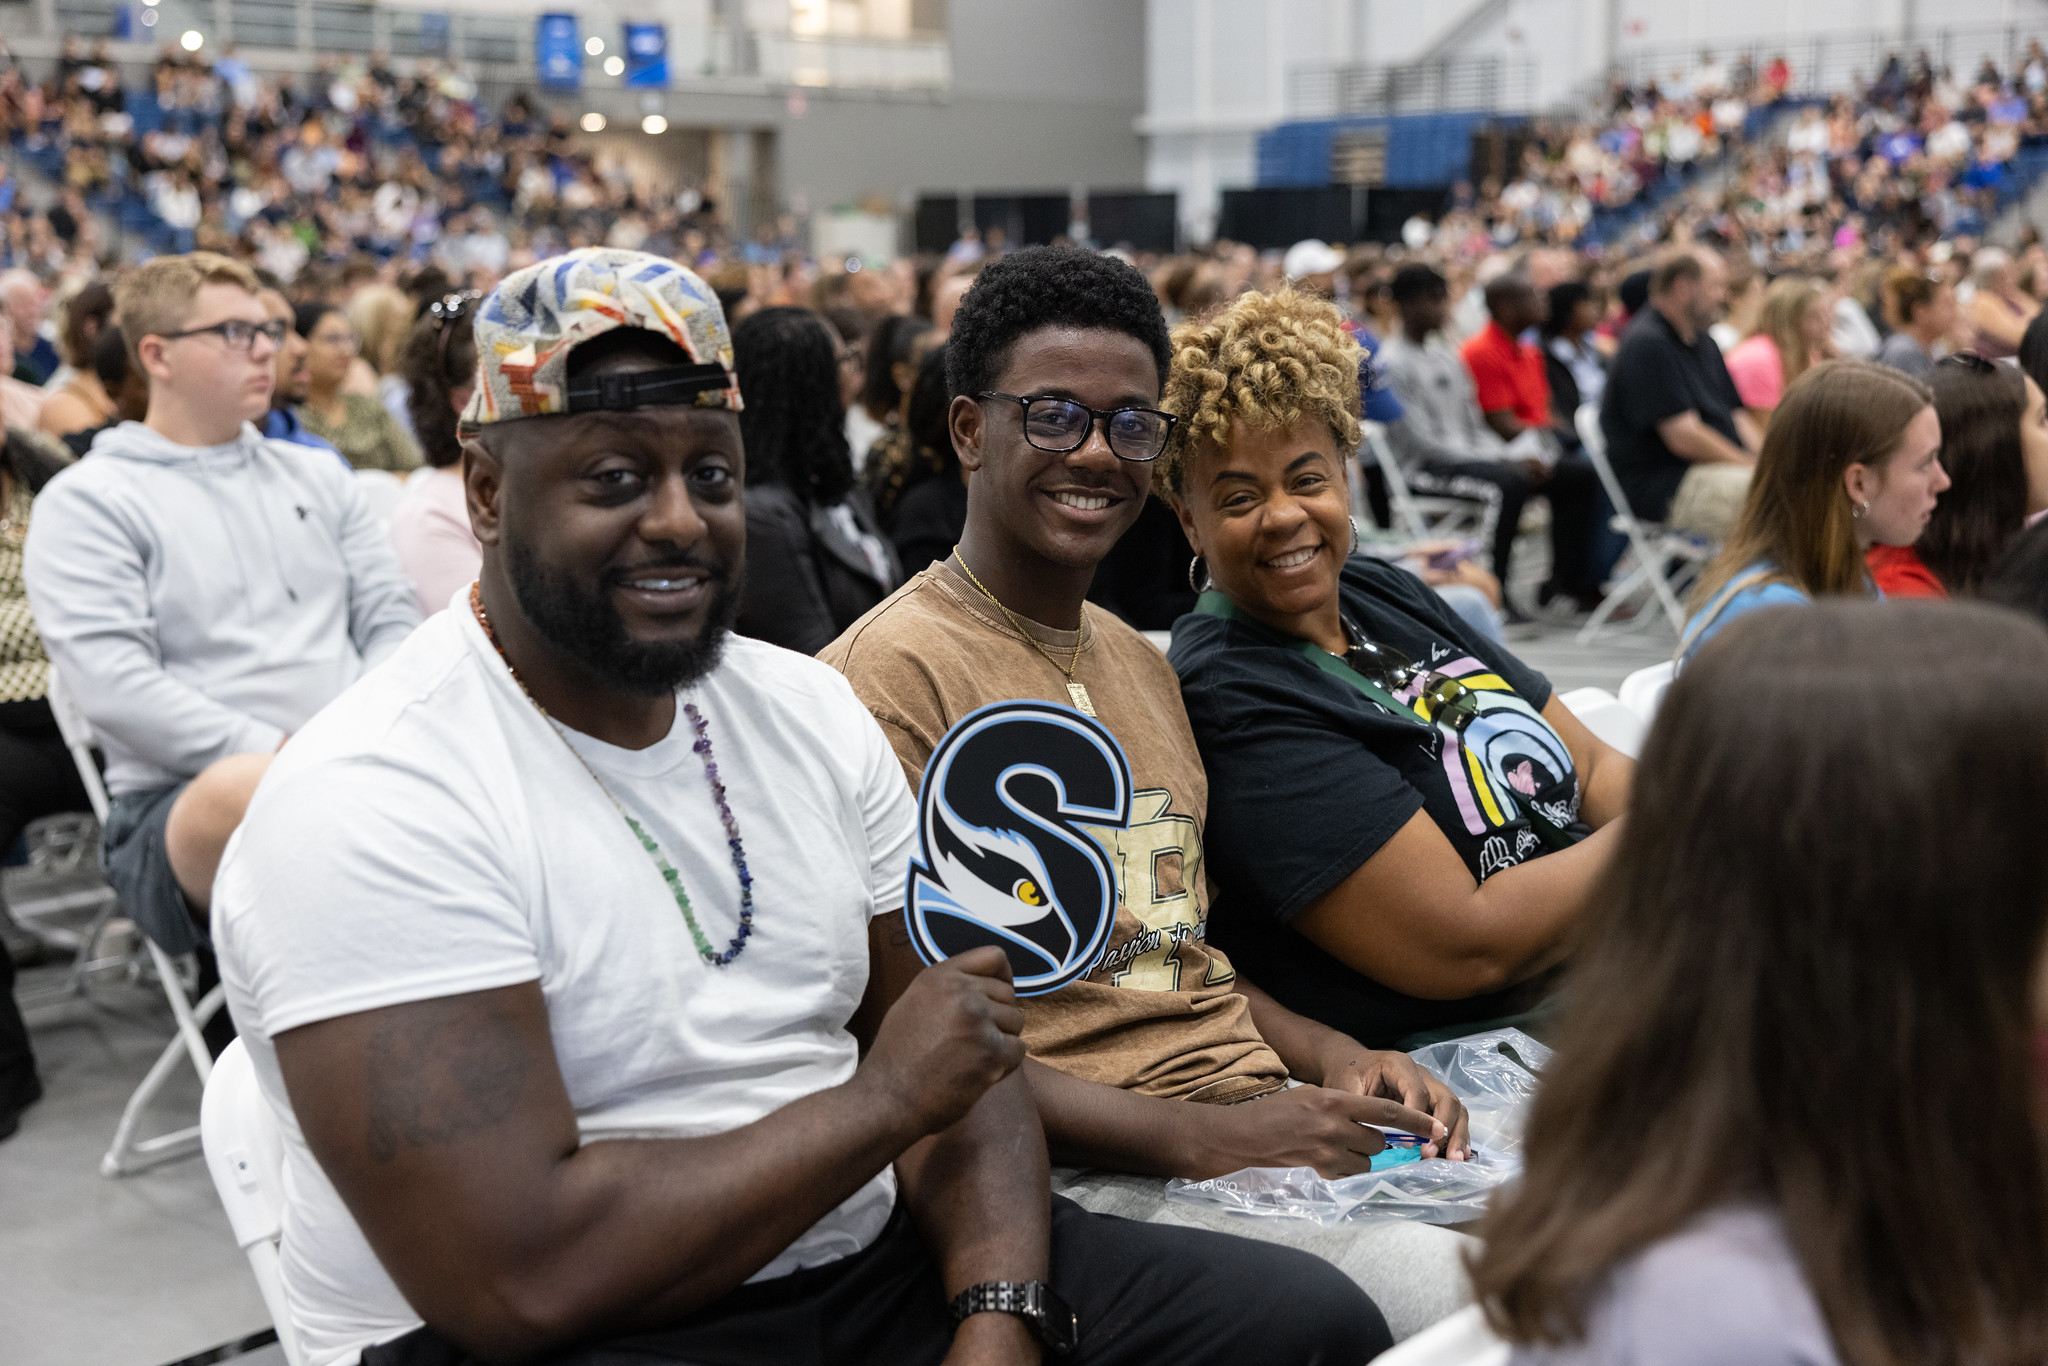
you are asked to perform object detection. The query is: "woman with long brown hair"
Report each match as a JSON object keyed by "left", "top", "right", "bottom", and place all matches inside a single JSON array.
[
  {"left": 1723, "top": 277, "right": 1832, "bottom": 424},
  {"left": 1472, "top": 598, "right": 2048, "bottom": 1366},
  {"left": 1679, "top": 360, "right": 1948, "bottom": 663}
]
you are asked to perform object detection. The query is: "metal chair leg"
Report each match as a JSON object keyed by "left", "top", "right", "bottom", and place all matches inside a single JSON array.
[{"left": 100, "top": 943, "right": 225, "bottom": 1178}]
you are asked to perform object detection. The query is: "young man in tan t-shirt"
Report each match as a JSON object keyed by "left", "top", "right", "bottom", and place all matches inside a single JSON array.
[{"left": 823, "top": 247, "right": 1480, "bottom": 1337}]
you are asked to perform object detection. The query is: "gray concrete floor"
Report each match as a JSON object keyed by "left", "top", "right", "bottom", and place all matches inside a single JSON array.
[{"left": 0, "top": 618, "right": 1671, "bottom": 1366}]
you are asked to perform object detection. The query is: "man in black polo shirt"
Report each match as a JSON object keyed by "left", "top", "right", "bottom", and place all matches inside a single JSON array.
[{"left": 1599, "top": 250, "right": 1759, "bottom": 536}]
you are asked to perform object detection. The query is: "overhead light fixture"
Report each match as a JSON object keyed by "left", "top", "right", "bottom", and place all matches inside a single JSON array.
[
  {"left": 138, "top": 7, "right": 158, "bottom": 23},
  {"left": 585, "top": 36, "right": 604, "bottom": 56},
  {"left": 603, "top": 55, "right": 624, "bottom": 77},
  {"left": 579, "top": 111, "right": 606, "bottom": 132},
  {"left": 179, "top": 28, "right": 204, "bottom": 50},
  {"left": 641, "top": 114, "right": 668, "bottom": 135}
]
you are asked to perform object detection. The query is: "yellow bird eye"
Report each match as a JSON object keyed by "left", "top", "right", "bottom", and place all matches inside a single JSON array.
[{"left": 1013, "top": 878, "right": 1045, "bottom": 906}]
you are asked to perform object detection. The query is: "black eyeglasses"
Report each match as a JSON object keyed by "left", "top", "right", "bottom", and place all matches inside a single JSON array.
[
  {"left": 1340, "top": 619, "right": 1481, "bottom": 732},
  {"left": 159, "top": 318, "right": 289, "bottom": 352},
  {"left": 978, "top": 391, "right": 1179, "bottom": 464},
  {"left": 1939, "top": 351, "right": 1997, "bottom": 374}
]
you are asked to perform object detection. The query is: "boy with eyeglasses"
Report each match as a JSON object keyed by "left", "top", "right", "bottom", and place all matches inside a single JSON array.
[
  {"left": 822, "top": 247, "right": 1479, "bottom": 1339},
  {"left": 24, "top": 252, "right": 419, "bottom": 990}
]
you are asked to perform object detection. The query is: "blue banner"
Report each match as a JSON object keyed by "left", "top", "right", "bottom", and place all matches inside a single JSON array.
[
  {"left": 536, "top": 13, "right": 581, "bottom": 90},
  {"left": 623, "top": 23, "right": 668, "bottom": 88}
]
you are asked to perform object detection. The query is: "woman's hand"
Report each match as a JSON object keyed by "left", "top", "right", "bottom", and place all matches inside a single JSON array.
[{"left": 1316, "top": 1044, "right": 1472, "bottom": 1161}]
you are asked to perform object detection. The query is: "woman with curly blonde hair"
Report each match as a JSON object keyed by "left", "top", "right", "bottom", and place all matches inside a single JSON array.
[{"left": 1162, "top": 288, "right": 1635, "bottom": 1049}]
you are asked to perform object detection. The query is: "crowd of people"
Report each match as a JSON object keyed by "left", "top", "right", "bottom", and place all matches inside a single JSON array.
[{"left": 0, "top": 30, "right": 2046, "bottom": 1366}]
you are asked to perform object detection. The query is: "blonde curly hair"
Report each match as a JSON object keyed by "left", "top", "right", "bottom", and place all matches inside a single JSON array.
[{"left": 1156, "top": 287, "right": 1363, "bottom": 495}]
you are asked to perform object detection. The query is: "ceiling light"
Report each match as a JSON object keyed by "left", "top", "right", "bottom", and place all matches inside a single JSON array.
[
  {"left": 603, "top": 55, "right": 624, "bottom": 77},
  {"left": 585, "top": 36, "right": 604, "bottom": 56},
  {"left": 180, "top": 28, "right": 204, "bottom": 50},
  {"left": 641, "top": 114, "right": 668, "bottom": 135},
  {"left": 579, "top": 111, "right": 606, "bottom": 132}
]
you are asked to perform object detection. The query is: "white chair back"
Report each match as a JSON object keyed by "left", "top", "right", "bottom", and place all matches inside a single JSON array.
[
  {"left": 201, "top": 1039, "right": 308, "bottom": 1366},
  {"left": 1362, "top": 423, "right": 1490, "bottom": 544},
  {"left": 1556, "top": 685, "right": 1647, "bottom": 759},
  {"left": 1371, "top": 1305, "right": 1509, "bottom": 1366},
  {"left": 1573, "top": 404, "right": 1712, "bottom": 638},
  {"left": 354, "top": 468, "right": 406, "bottom": 530},
  {"left": 43, "top": 666, "right": 111, "bottom": 824},
  {"left": 1619, "top": 660, "right": 1676, "bottom": 726}
]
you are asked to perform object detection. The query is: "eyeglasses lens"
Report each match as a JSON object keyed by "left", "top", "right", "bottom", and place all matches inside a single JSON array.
[
  {"left": 1417, "top": 674, "right": 1479, "bottom": 731},
  {"left": 1108, "top": 409, "right": 1171, "bottom": 461},
  {"left": 1024, "top": 399, "right": 1090, "bottom": 449}
]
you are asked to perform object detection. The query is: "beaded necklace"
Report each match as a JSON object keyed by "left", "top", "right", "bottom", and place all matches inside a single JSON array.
[{"left": 469, "top": 582, "right": 755, "bottom": 967}]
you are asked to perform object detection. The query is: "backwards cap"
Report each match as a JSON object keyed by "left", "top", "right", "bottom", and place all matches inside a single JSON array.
[{"left": 460, "top": 247, "right": 742, "bottom": 430}]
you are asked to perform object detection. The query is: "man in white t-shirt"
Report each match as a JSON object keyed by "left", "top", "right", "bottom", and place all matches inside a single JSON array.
[{"left": 214, "top": 249, "right": 1386, "bottom": 1366}]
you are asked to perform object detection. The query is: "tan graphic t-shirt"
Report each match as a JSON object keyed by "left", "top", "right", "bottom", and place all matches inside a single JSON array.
[{"left": 820, "top": 564, "right": 1287, "bottom": 1103}]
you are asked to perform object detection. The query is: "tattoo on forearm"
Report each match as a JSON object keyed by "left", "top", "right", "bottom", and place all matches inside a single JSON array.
[{"left": 365, "top": 1000, "right": 531, "bottom": 1162}]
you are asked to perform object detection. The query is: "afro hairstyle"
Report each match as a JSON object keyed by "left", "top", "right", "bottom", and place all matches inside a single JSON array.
[{"left": 944, "top": 246, "right": 1171, "bottom": 403}]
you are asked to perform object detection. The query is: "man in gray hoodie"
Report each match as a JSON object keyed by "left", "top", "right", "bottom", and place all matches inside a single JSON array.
[{"left": 23, "top": 252, "right": 420, "bottom": 964}]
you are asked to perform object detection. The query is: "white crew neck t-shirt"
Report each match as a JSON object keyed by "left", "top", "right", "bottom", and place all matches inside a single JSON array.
[{"left": 214, "top": 608, "right": 918, "bottom": 1366}]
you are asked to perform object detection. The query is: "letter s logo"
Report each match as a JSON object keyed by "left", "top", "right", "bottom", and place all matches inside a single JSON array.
[{"left": 906, "top": 701, "right": 1133, "bottom": 996}]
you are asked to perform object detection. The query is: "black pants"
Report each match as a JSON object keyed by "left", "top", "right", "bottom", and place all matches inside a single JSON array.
[
  {"left": 363, "top": 1195, "right": 1389, "bottom": 1366},
  {"left": 1414, "top": 451, "right": 1605, "bottom": 604},
  {"left": 0, "top": 698, "right": 92, "bottom": 1117}
]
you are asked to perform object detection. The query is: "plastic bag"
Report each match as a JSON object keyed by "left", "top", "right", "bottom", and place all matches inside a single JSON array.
[{"left": 1163, "top": 1027, "right": 1550, "bottom": 1227}]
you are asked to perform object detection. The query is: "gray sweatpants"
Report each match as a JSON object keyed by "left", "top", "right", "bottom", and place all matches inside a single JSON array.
[{"left": 1052, "top": 1167, "right": 1476, "bottom": 1342}]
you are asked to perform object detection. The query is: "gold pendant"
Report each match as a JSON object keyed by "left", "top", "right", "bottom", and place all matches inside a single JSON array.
[{"left": 1067, "top": 682, "right": 1097, "bottom": 716}]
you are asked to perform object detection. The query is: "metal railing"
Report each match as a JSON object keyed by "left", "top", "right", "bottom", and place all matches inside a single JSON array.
[
  {"left": 4, "top": 0, "right": 951, "bottom": 93},
  {"left": 1289, "top": 55, "right": 1537, "bottom": 119},
  {"left": 1612, "top": 24, "right": 2039, "bottom": 98}
]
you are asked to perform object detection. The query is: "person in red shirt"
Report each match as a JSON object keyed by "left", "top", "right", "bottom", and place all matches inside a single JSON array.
[
  {"left": 1456, "top": 275, "right": 1605, "bottom": 613},
  {"left": 1461, "top": 277, "right": 1557, "bottom": 440},
  {"left": 1866, "top": 543, "right": 1946, "bottom": 597}
]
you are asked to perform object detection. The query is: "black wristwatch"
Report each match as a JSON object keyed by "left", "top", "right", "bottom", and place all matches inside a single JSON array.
[{"left": 949, "top": 1280, "right": 1078, "bottom": 1355}]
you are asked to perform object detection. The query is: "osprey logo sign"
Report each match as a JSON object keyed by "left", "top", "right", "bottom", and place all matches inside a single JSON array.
[{"left": 907, "top": 701, "right": 1132, "bottom": 996}]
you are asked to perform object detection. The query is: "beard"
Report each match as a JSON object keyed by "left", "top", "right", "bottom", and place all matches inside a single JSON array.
[{"left": 506, "top": 538, "right": 743, "bottom": 696}]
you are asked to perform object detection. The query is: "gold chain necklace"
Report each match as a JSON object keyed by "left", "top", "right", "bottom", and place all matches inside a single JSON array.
[{"left": 950, "top": 548, "right": 1097, "bottom": 717}]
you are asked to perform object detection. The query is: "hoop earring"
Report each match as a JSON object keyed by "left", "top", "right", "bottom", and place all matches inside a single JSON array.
[
  {"left": 1188, "top": 555, "right": 1211, "bottom": 593},
  {"left": 1348, "top": 516, "right": 1362, "bottom": 557}
]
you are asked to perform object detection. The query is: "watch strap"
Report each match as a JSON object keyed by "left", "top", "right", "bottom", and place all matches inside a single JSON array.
[{"left": 949, "top": 1280, "right": 1077, "bottom": 1354}]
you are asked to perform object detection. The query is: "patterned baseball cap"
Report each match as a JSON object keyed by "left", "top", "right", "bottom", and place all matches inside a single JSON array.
[{"left": 460, "top": 247, "right": 742, "bottom": 429}]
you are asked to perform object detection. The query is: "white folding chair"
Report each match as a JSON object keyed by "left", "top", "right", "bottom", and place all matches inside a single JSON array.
[
  {"left": 43, "top": 666, "right": 227, "bottom": 1176},
  {"left": 1556, "top": 685, "right": 1647, "bottom": 759},
  {"left": 1362, "top": 423, "right": 1494, "bottom": 545},
  {"left": 1619, "top": 660, "right": 1676, "bottom": 727},
  {"left": 1370, "top": 1304, "right": 1508, "bottom": 1366},
  {"left": 1574, "top": 405, "right": 1715, "bottom": 641},
  {"left": 201, "top": 1038, "right": 308, "bottom": 1366}
]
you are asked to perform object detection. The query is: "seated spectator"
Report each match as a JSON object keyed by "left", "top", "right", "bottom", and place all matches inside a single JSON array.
[
  {"left": 875, "top": 344, "right": 966, "bottom": 577},
  {"left": 214, "top": 247, "right": 1388, "bottom": 1366},
  {"left": 1682, "top": 361, "right": 1946, "bottom": 661},
  {"left": 1724, "top": 277, "right": 1833, "bottom": 424},
  {"left": 1, "top": 271, "right": 57, "bottom": 385},
  {"left": 347, "top": 282, "right": 415, "bottom": 435},
  {"left": 255, "top": 285, "right": 340, "bottom": 459},
  {"left": 0, "top": 426, "right": 90, "bottom": 1141},
  {"left": 1541, "top": 280, "right": 1608, "bottom": 422},
  {"left": 1965, "top": 247, "right": 2037, "bottom": 359},
  {"left": 1987, "top": 515, "right": 2048, "bottom": 623},
  {"left": 823, "top": 247, "right": 1477, "bottom": 1339},
  {"left": 1873, "top": 353, "right": 2048, "bottom": 598},
  {"left": 292, "top": 302, "right": 422, "bottom": 472},
  {"left": 0, "top": 318, "right": 46, "bottom": 431},
  {"left": 1600, "top": 250, "right": 1759, "bottom": 538},
  {"left": 35, "top": 281, "right": 117, "bottom": 440},
  {"left": 21, "top": 253, "right": 418, "bottom": 999},
  {"left": 848, "top": 313, "right": 928, "bottom": 473},
  {"left": 1877, "top": 268, "right": 1958, "bottom": 378},
  {"left": 59, "top": 325, "right": 145, "bottom": 458},
  {"left": 1707, "top": 261, "right": 1764, "bottom": 352},
  {"left": 1382, "top": 266, "right": 1582, "bottom": 618},
  {"left": 732, "top": 307, "right": 900, "bottom": 655},
  {"left": 1473, "top": 599, "right": 2048, "bottom": 1366},
  {"left": 390, "top": 292, "right": 482, "bottom": 614},
  {"left": 1159, "top": 287, "right": 1633, "bottom": 1050}
]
